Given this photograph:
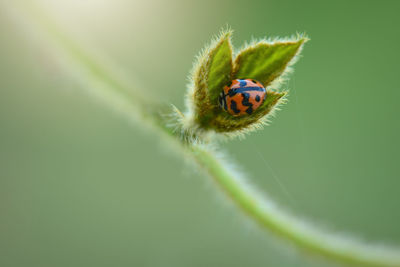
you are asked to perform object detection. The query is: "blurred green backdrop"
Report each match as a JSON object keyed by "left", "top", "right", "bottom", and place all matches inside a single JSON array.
[{"left": 1, "top": 0, "right": 399, "bottom": 266}]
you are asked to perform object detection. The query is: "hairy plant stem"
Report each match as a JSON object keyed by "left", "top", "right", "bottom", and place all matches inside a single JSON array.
[{"left": 6, "top": 2, "right": 400, "bottom": 267}]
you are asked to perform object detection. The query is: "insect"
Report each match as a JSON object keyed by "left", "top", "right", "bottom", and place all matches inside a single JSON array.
[{"left": 218, "top": 79, "right": 266, "bottom": 116}]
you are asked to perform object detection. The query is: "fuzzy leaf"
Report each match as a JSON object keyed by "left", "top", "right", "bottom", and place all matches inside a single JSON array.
[
  {"left": 233, "top": 39, "right": 306, "bottom": 87},
  {"left": 206, "top": 34, "right": 233, "bottom": 103},
  {"left": 192, "top": 30, "right": 233, "bottom": 127}
]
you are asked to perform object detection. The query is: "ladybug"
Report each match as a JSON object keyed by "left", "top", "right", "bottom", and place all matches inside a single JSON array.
[{"left": 218, "top": 79, "right": 266, "bottom": 116}]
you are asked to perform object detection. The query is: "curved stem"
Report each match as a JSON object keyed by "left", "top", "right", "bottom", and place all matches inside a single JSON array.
[
  {"left": 192, "top": 146, "right": 400, "bottom": 267},
  {"left": 6, "top": 2, "right": 400, "bottom": 266}
]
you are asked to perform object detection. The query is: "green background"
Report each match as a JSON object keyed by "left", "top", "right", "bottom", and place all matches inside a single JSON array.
[{"left": 1, "top": 0, "right": 399, "bottom": 266}]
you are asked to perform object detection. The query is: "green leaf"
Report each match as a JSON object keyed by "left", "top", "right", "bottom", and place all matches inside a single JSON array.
[
  {"left": 233, "top": 38, "right": 306, "bottom": 87},
  {"left": 206, "top": 33, "right": 233, "bottom": 103},
  {"left": 191, "top": 30, "right": 233, "bottom": 127}
]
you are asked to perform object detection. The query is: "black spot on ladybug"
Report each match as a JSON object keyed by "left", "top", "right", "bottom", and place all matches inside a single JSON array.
[
  {"left": 230, "top": 100, "right": 240, "bottom": 114},
  {"left": 241, "top": 92, "right": 253, "bottom": 115},
  {"left": 227, "top": 89, "right": 236, "bottom": 97},
  {"left": 246, "top": 107, "right": 253, "bottom": 115},
  {"left": 255, "top": 95, "right": 261, "bottom": 102},
  {"left": 239, "top": 80, "right": 247, "bottom": 87}
]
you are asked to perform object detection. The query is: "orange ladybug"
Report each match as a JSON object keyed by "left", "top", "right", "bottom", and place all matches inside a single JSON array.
[{"left": 218, "top": 79, "right": 266, "bottom": 116}]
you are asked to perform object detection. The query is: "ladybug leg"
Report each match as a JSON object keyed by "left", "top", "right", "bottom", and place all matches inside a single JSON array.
[{"left": 219, "top": 91, "right": 228, "bottom": 111}]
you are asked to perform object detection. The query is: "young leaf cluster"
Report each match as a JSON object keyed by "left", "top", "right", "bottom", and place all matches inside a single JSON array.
[{"left": 179, "top": 29, "right": 307, "bottom": 139}]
